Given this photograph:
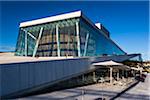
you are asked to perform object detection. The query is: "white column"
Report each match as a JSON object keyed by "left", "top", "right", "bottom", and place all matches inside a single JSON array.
[
  {"left": 76, "top": 22, "right": 81, "bottom": 57},
  {"left": 122, "top": 70, "right": 125, "bottom": 80},
  {"left": 56, "top": 24, "right": 60, "bottom": 57},
  {"left": 93, "top": 71, "right": 96, "bottom": 82},
  {"left": 32, "top": 27, "right": 43, "bottom": 57},
  {"left": 117, "top": 70, "right": 119, "bottom": 81},
  {"left": 25, "top": 31, "right": 27, "bottom": 56},
  {"left": 83, "top": 32, "right": 89, "bottom": 56},
  {"left": 110, "top": 67, "right": 113, "bottom": 84}
]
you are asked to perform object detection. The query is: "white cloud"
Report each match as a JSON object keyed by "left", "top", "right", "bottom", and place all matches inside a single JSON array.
[{"left": 0, "top": 46, "right": 15, "bottom": 52}]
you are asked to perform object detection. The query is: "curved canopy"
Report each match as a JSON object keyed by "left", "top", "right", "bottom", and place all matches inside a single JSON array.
[{"left": 92, "top": 60, "right": 123, "bottom": 66}]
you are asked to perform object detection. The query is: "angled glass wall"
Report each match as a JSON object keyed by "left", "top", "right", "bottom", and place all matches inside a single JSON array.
[
  {"left": 15, "top": 29, "right": 26, "bottom": 56},
  {"left": 15, "top": 16, "right": 125, "bottom": 57},
  {"left": 79, "top": 18, "right": 125, "bottom": 56},
  {"left": 15, "top": 18, "right": 79, "bottom": 57},
  {"left": 15, "top": 28, "right": 38, "bottom": 56}
]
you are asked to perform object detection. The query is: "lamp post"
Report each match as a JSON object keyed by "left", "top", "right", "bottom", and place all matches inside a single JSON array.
[{"left": 82, "top": 74, "right": 85, "bottom": 100}]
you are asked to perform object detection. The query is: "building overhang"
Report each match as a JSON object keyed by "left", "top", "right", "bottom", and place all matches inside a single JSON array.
[{"left": 20, "top": 11, "right": 82, "bottom": 27}]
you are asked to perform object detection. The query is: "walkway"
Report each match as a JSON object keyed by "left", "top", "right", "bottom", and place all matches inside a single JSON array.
[
  {"left": 19, "top": 74, "right": 150, "bottom": 100},
  {"left": 19, "top": 83, "right": 128, "bottom": 100},
  {"left": 115, "top": 73, "right": 150, "bottom": 100}
]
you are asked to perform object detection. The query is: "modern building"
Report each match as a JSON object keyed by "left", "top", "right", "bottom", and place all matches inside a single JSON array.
[
  {"left": 15, "top": 11, "right": 125, "bottom": 57},
  {"left": 1, "top": 11, "right": 142, "bottom": 99}
]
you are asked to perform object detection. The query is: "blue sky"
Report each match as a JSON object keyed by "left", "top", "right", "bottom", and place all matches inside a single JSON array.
[{"left": 0, "top": 1, "right": 149, "bottom": 60}]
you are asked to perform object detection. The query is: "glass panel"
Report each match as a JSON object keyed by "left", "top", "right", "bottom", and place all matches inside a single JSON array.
[
  {"left": 15, "top": 29, "right": 26, "bottom": 56},
  {"left": 36, "top": 25, "right": 56, "bottom": 57},
  {"left": 59, "top": 24, "right": 77, "bottom": 56}
]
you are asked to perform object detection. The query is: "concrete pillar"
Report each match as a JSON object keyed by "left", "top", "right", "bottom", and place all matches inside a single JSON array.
[
  {"left": 93, "top": 71, "right": 96, "bottom": 82},
  {"left": 110, "top": 67, "right": 113, "bottom": 84},
  {"left": 122, "top": 70, "right": 125, "bottom": 80},
  {"left": 117, "top": 70, "right": 119, "bottom": 81}
]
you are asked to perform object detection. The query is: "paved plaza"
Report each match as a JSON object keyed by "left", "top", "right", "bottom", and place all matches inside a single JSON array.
[
  {"left": 116, "top": 73, "right": 150, "bottom": 100},
  {"left": 19, "top": 74, "right": 150, "bottom": 100}
]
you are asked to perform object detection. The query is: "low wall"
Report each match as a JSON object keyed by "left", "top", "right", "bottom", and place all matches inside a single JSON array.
[
  {"left": 0, "top": 54, "right": 138, "bottom": 98},
  {"left": 0, "top": 57, "right": 93, "bottom": 98}
]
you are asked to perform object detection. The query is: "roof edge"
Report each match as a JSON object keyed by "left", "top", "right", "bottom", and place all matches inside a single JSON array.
[{"left": 20, "top": 10, "right": 82, "bottom": 27}]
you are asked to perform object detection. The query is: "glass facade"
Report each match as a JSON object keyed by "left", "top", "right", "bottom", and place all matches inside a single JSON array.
[
  {"left": 79, "top": 18, "right": 125, "bottom": 56},
  {"left": 15, "top": 18, "right": 79, "bottom": 57},
  {"left": 15, "top": 16, "right": 125, "bottom": 57}
]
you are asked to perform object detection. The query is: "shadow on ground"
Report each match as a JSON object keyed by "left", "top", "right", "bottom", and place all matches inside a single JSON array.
[{"left": 21, "top": 81, "right": 149, "bottom": 100}]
